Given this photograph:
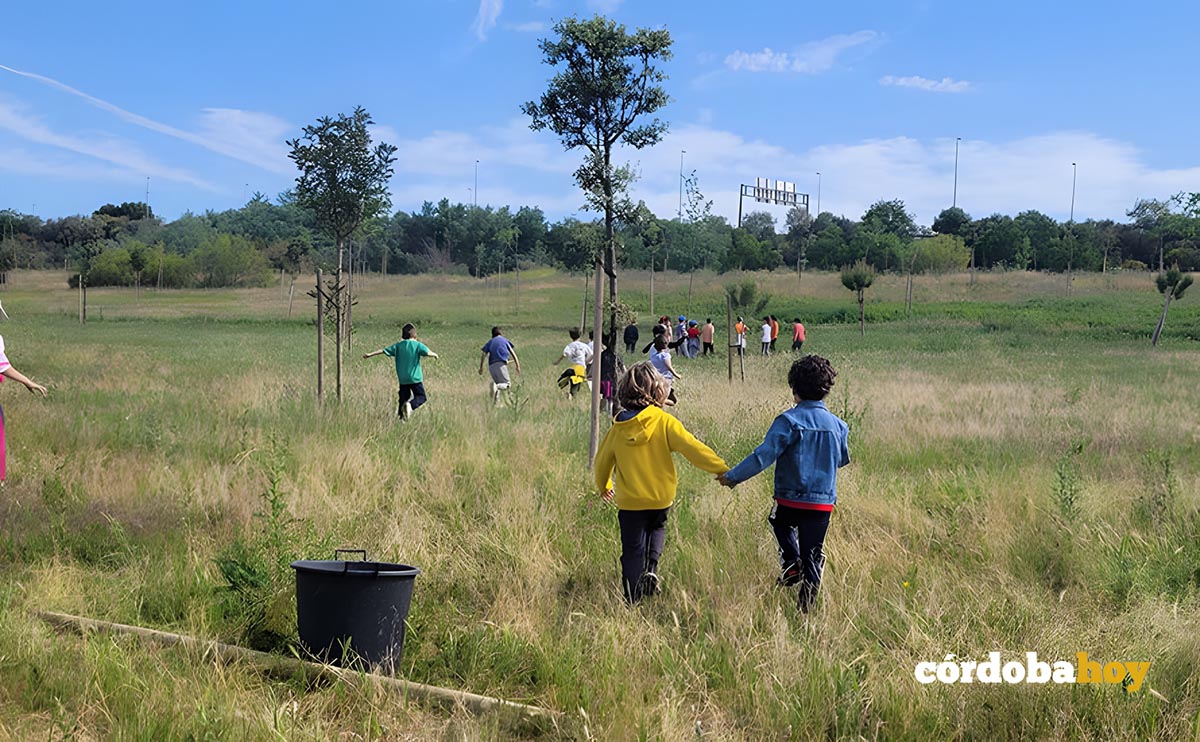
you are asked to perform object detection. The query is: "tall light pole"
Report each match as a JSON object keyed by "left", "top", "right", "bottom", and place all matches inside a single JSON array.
[
  {"left": 952, "top": 137, "right": 961, "bottom": 208},
  {"left": 678, "top": 150, "right": 686, "bottom": 221},
  {"left": 815, "top": 172, "right": 821, "bottom": 216},
  {"left": 1069, "top": 162, "right": 1077, "bottom": 222},
  {"left": 474, "top": 160, "right": 479, "bottom": 207}
]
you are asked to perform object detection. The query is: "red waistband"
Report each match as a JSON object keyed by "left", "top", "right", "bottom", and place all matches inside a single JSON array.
[{"left": 775, "top": 498, "right": 834, "bottom": 512}]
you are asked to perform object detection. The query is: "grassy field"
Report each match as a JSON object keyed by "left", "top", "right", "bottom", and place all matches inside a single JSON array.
[{"left": 0, "top": 267, "right": 1198, "bottom": 740}]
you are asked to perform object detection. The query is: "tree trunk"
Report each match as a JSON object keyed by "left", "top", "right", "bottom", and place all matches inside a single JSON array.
[
  {"left": 588, "top": 257, "right": 604, "bottom": 466},
  {"left": 858, "top": 291, "right": 865, "bottom": 336},
  {"left": 649, "top": 257, "right": 655, "bottom": 316},
  {"left": 335, "top": 238, "right": 344, "bottom": 402},
  {"left": 316, "top": 269, "right": 324, "bottom": 400},
  {"left": 136, "top": 272, "right": 141, "bottom": 303},
  {"left": 1151, "top": 293, "right": 1172, "bottom": 347},
  {"left": 581, "top": 272, "right": 589, "bottom": 332},
  {"left": 346, "top": 241, "right": 354, "bottom": 352}
]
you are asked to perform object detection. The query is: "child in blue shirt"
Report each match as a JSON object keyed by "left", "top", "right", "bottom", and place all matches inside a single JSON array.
[{"left": 718, "top": 355, "right": 849, "bottom": 612}]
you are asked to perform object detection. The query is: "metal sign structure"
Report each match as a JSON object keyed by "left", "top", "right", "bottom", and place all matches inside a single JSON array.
[{"left": 737, "top": 178, "right": 809, "bottom": 227}]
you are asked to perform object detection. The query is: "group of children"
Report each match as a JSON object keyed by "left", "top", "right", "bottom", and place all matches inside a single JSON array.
[
  {"left": 594, "top": 354, "right": 849, "bottom": 610},
  {"left": 362, "top": 323, "right": 849, "bottom": 613}
]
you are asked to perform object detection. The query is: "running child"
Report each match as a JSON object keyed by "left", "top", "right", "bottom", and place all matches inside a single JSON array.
[
  {"left": 363, "top": 323, "right": 439, "bottom": 419},
  {"left": 718, "top": 355, "right": 849, "bottom": 613},
  {"left": 595, "top": 362, "right": 729, "bottom": 603}
]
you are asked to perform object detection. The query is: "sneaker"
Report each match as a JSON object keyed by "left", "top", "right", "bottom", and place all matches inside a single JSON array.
[
  {"left": 638, "top": 572, "right": 661, "bottom": 598},
  {"left": 777, "top": 562, "right": 801, "bottom": 587}
]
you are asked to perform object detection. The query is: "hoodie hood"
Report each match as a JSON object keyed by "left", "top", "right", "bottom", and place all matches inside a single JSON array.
[{"left": 612, "top": 407, "right": 653, "bottom": 445}]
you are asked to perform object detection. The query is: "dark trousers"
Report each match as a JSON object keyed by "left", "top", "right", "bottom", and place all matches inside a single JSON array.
[
  {"left": 792, "top": 340, "right": 804, "bottom": 352},
  {"left": 397, "top": 383, "right": 427, "bottom": 415},
  {"left": 769, "top": 504, "right": 830, "bottom": 610},
  {"left": 624, "top": 341, "right": 637, "bottom": 353},
  {"left": 618, "top": 507, "right": 669, "bottom": 602},
  {"left": 702, "top": 342, "right": 714, "bottom": 356}
]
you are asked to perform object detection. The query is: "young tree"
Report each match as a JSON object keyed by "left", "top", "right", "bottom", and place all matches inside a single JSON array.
[
  {"left": 288, "top": 107, "right": 396, "bottom": 401},
  {"left": 523, "top": 14, "right": 672, "bottom": 463},
  {"left": 1151, "top": 265, "right": 1193, "bottom": 346},
  {"left": 840, "top": 260, "right": 876, "bottom": 337},
  {"left": 128, "top": 241, "right": 148, "bottom": 301}
]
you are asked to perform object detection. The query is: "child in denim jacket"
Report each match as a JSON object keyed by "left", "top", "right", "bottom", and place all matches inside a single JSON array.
[{"left": 719, "top": 355, "right": 849, "bottom": 612}]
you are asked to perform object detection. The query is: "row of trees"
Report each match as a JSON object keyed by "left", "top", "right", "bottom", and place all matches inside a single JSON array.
[{"left": 3, "top": 190, "right": 1198, "bottom": 291}]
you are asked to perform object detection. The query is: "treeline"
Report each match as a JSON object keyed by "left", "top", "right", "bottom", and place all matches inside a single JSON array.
[{"left": 1, "top": 191, "right": 1197, "bottom": 289}]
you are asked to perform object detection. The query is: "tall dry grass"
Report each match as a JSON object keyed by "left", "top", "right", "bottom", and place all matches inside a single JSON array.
[{"left": 0, "top": 267, "right": 1197, "bottom": 739}]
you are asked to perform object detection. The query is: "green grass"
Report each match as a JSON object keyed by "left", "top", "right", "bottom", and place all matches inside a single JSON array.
[{"left": 0, "top": 267, "right": 1198, "bottom": 739}]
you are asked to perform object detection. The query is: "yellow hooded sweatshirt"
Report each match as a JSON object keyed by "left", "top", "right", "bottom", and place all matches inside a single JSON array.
[{"left": 594, "top": 405, "right": 729, "bottom": 510}]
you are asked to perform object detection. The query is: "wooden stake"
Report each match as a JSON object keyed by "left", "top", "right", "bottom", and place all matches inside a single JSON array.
[{"left": 35, "top": 611, "right": 561, "bottom": 735}]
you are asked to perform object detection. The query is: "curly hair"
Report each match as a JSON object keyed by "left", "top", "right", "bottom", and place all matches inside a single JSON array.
[
  {"left": 617, "top": 361, "right": 669, "bottom": 410},
  {"left": 788, "top": 354, "right": 837, "bottom": 400}
]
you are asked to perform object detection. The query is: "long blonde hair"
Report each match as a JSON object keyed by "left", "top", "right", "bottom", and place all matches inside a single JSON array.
[{"left": 617, "top": 361, "right": 669, "bottom": 410}]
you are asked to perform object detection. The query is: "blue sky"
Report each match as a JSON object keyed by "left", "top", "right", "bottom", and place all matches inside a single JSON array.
[{"left": 2, "top": 0, "right": 1197, "bottom": 228}]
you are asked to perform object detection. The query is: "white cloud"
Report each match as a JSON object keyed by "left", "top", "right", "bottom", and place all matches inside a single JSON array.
[
  {"left": 0, "top": 145, "right": 139, "bottom": 183},
  {"left": 602, "top": 128, "right": 1198, "bottom": 227},
  {"left": 880, "top": 75, "right": 972, "bottom": 93},
  {"left": 507, "top": 21, "right": 546, "bottom": 33},
  {"left": 357, "top": 119, "right": 1200, "bottom": 229},
  {"left": 0, "top": 100, "right": 216, "bottom": 190},
  {"left": 471, "top": 0, "right": 503, "bottom": 40},
  {"left": 0, "top": 64, "right": 292, "bottom": 174},
  {"left": 725, "top": 31, "right": 878, "bottom": 74},
  {"left": 196, "top": 108, "right": 293, "bottom": 174},
  {"left": 587, "top": 0, "right": 625, "bottom": 11}
]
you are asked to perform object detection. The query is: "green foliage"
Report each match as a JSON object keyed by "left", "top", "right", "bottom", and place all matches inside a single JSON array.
[
  {"left": 839, "top": 260, "right": 875, "bottom": 292},
  {"left": 1155, "top": 265, "right": 1194, "bottom": 299},
  {"left": 861, "top": 198, "right": 917, "bottom": 241},
  {"left": 192, "top": 234, "right": 272, "bottom": 288},
  {"left": 287, "top": 107, "right": 397, "bottom": 247},
  {"left": 932, "top": 206, "right": 971, "bottom": 236},
  {"left": 724, "top": 278, "right": 770, "bottom": 316},
  {"left": 910, "top": 233, "right": 970, "bottom": 274},
  {"left": 214, "top": 443, "right": 329, "bottom": 652}
]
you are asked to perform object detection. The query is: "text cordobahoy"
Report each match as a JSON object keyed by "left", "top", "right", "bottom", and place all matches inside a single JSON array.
[{"left": 915, "top": 652, "right": 1150, "bottom": 691}]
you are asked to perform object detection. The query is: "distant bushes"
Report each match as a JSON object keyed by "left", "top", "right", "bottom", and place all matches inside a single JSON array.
[{"left": 71, "top": 235, "right": 272, "bottom": 289}]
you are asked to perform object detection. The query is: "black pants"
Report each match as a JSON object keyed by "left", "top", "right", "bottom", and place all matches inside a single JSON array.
[
  {"left": 625, "top": 341, "right": 637, "bottom": 353},
  {"left": 792, "top": 340, "right": 804, "bottom": 352},
  {"left": 702, "top": 342, "right": 714, "bottom": 356},
  {"left": 397, "top": 383, "right": 427, "bottom": 416},
  {"left": 769, "top": 505, "right": 830, "bottom": 610},
  {"left": 618, "top": 507, "right": 669, "bottom": 602}
]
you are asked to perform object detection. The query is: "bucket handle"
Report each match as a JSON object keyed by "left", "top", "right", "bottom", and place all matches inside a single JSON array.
[{"left": 335, "top": 548, "right": 367, "bottom": 567}]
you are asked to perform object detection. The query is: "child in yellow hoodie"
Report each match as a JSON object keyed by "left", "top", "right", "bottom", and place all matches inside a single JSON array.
[{"left": 595, "top": 362, "right": 729, "bottom": 603}]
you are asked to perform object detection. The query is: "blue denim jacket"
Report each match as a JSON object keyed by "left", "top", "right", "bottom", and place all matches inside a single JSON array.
[{"left": 724, "top": 400, "right": 850, "bottom": 507}]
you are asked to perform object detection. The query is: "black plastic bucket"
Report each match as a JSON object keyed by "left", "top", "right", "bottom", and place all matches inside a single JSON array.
[{"left": 291, "top": 549, "right": 420, "bottom": 674}]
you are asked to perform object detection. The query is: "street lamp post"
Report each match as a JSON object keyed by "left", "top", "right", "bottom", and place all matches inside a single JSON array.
[
  {"left": 1069, "top": 162, "right": 1077, "bottom": 222},
  {"left": 678, "top": 150, "right": 686, "bottom": 221},
  {"left": 953, "top": 137, "right": 961, "bottom": 208},
  {"left": 815, "top": 172, "right": 821, "bottom": 216}
]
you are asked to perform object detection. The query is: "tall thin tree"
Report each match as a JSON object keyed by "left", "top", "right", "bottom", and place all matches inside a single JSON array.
[
  {"left": 523, "top": 15, "right": 672, "bottom": 463},
  {"left": 288, "top": 107, "right": 396, "bottom": 401}
]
